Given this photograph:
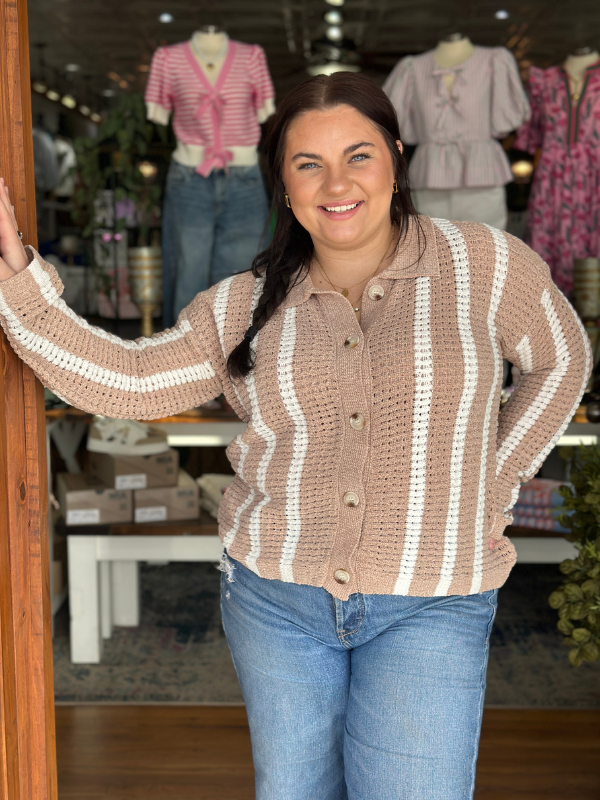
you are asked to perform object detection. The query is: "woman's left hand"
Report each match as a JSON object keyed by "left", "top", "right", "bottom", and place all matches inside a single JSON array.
[
  {"left": 0, "top": 177, "right": 29, "bottom": 281},
  {"left": 488, "top": 538, "right": 497, "bottom": 550}
]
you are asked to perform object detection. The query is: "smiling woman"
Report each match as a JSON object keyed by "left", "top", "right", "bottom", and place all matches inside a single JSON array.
[{"left": 0, "top": 72, "right": 592, "bottom": 800}]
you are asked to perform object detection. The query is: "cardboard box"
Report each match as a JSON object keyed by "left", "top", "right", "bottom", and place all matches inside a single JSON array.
[
  {"left": 57, "top": 473, "right": 133, "bottom": 526},
  {"left": 88, "top": 448, "right": 179, "bottom": 490},
  {"left": 133, "top": 470, "right": 199, "bottom": 523}
]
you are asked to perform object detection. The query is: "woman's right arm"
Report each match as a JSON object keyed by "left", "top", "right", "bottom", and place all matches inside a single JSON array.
[{"left": 0, "top": 179, "right": 224, "bottom": 420}]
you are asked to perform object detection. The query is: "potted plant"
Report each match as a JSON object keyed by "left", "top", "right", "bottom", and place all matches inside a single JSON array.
[
  {"left": 548, "top": 445, "right": 600, "bottom": 666},
  {"left": 71, "top": 92, "right": 173, "bottom": 320}
]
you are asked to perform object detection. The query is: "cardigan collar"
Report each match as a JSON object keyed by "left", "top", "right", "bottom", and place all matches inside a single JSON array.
[{"left": 281, "top": 214, "right": 440, "bottom": 309}]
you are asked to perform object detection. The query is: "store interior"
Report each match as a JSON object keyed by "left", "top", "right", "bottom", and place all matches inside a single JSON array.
[{"left": 24, "top": 0, "right": 600, "bottom": 796}]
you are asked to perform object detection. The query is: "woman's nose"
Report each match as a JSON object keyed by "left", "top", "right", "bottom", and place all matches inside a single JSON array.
[{"left": 321, "top": 167, "right": 353, "bottom": 197}]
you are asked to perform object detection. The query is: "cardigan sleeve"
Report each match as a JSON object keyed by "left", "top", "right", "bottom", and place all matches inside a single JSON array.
[
  {"left": 0, "top": 248, "right": 224, "bottom": 420},
  {"left": 492, "top": 233, "right": 592, "bottom": 535},
  {"left": 249, "top": 45, "right": 276, "bottom": 123},
  {"left": 145, "top": 47, "right": 174, "bottom": 126}
]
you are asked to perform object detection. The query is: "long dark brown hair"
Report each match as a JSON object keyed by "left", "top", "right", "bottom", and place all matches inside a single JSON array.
[{"left": 227, "top": 71, "right": 420, "bottom": 379}]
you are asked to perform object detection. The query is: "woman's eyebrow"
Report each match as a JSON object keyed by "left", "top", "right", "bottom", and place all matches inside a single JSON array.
[
  {"left": 343, "top": 141, "right": 375, "bottom": 155},
  {"left": 291, "top": 142, "right": 375, "bottom": 163}
]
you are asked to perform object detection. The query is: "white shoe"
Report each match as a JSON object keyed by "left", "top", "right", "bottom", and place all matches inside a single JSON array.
[{"left": 87, "top": 416, "right": 169, "bottom": 456}]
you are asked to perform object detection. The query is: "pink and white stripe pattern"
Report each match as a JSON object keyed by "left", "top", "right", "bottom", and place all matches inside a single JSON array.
[{"left": 145, "top": 40, "right": 274, "bottom": 175}]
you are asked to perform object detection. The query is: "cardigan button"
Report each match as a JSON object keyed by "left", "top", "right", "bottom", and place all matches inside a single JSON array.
[
  {"left": 368, "top": 284, "right": 385, "bottom": 301},
  {"left": 344, "top": 334, "right": 360, "bottom": 349},
  {"left": 334, "top": 569, "right": 350, "bottom": 584},
  {"left": 343, "top": 492, "right": 360, "bottom": 507},
  {"left": 350, "top": 413, "right": 365, "bottom": 430}
]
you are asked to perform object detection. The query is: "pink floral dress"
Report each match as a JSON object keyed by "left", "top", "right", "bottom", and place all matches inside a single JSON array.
[{"left": 514, "top": 62, "right": 600, "bottom": 297}]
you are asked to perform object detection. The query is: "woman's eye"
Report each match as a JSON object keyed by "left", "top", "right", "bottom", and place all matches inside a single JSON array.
[
  {"left": 297, "top": 162, "right": 319, "bottom": 170},
  {"left": 351, "top": 153, "right": 371, "bottom": 162}
]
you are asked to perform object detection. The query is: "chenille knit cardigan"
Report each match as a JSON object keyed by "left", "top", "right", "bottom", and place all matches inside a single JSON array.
[{"left": 0, "top": 216, "right": 591, "bottom": 600}]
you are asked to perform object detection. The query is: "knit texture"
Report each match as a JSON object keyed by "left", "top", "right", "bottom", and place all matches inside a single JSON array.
[{"left": 0, "top": 216, "right": 591, "bottom": 599}]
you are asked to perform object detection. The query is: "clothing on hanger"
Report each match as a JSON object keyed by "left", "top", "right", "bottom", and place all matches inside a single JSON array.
[
  {"left": 383, "top": 47, "right": 530, "bottom": 190},
  {"left": 145, "top": 39, "right": 275, "bottom": 176},
  {"left": 514, "top": 61, "right": 600, "bottom": 296}
]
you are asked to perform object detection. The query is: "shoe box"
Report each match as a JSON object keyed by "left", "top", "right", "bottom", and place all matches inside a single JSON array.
[
  {"left": 133, "top": 470, "right": 200, "bottom": 523},
  {"left": 87, "top": 448, "right": 179, "bottom": 490},
  {"left": 57, "top": 473, "right": 133, "bottom": 526}
]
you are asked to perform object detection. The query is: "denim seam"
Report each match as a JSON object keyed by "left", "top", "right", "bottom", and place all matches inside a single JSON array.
[
  {"left": 336, "top": 594, "right": 366, "bottom": 647},
  {"left": 467, "top": 589, "right": 498, "bottom": 798}
]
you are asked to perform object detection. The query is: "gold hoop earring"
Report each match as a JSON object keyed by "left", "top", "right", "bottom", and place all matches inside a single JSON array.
[
  {"left": 392, "top": 182, "right": 398, "bottom": 194},
  {"left": 284, "top": 193, "right": 291, "bottom": 208}
]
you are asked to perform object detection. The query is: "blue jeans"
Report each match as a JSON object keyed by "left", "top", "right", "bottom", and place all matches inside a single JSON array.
[
  {"left": 161, "top": 160, "right": 270, "bottom": 327},
  {"left": 219, "top": 552, "right": 498, "bottom": 800}
]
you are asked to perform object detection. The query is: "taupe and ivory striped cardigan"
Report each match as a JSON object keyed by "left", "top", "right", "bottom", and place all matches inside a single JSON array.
[{"left": 0, "top": 216, "right": 591, "bottom": 599}]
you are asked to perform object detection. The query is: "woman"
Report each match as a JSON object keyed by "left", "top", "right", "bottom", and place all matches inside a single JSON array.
[{"left": 0, "top": 74, "right": 591, "bottom": 799}]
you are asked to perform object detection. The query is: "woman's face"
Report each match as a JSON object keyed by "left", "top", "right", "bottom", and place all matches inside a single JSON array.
[{"left": 282, "top": 104, "right": 396, "bottom": 251}]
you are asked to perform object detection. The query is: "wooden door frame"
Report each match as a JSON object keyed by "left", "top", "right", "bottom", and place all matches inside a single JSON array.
[{"left": 0, "top": 0, "right": 58, "bottom": 797}]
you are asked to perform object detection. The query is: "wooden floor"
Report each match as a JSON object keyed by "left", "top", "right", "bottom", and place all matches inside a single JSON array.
[{"left": 55, "top": 706, "right": 600, "bottom": 799}]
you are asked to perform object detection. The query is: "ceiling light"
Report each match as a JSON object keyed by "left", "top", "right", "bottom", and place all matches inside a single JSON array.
[
  {"left": 137, "top": 64, "right": 150, "bottom": 72},
  {"left": 90, "top": 113, "right": 102, "bottom": 123},
  {"left": 108, "top": 71, "right": 120, "bottom": 82},
  {"left": 307, "top": 62, "right": 360, "bottom": 76},
  {"left": 61, "top": 94, "right": 77, "bottom": 109},
  {"left": 494, "top": 9, "right": 509, "bottom": 19},
  {"left": 159, "top": 12, "right": 173, "bottom": 23},
  {"left": 32, "top": 81, "right": 47, "bottom": 93},
  {"left": 65, "top": 63, "right": 80, "bottom": 72},
  {"left": 119, "top": 80, "right": 129, "bottom": 89},
  {"left": 324, "top": 10, "right": 342, "bottom": 24},
  {"left": 102, "top": 89, "right": 115, "bottom": 97},
  {"left": 325, "top": 0, "right": 345, "bottom": 5},
  {"left": 79, "top": 105, "right": 91, "bottom": 116},
  {"left": 326, "top": 26, "right": 343, "bottom": 42},
  {"left": 46, "top": 89, "right": 60, "bottom": 102}
]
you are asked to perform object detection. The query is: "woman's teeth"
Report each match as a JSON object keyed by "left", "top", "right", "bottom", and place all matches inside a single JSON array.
[{"left": 323, "top": 202, "right": 360, "bottom": 213}]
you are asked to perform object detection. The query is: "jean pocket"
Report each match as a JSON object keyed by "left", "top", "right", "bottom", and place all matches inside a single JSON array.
[
  {"left": 166, "top": 161, "right": 194, "bottom": 187},
  {"left": 232, "top": 164, "right": 261, "bottom": 184}
]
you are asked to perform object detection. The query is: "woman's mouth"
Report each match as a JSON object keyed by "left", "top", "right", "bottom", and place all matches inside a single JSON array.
[{"left": 318, "top": 200, "right": 364, "bottom": 219}]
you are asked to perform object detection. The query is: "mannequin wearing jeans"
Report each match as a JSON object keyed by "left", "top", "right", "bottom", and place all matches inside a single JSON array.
[{"left": 146, "top": 28, "right": 275, "bottom": 326}]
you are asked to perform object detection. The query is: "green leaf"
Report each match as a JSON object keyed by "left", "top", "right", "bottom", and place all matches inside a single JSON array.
[
  {"left": 549, "top": 591, "right": 566, "bottom": 609},
  {"left": 568, "top": 647, "right": 583, "bottom": 666},
  {"left": 565, "top": 583, "right": 585, "bottom": 602},
  {"left": 571, "top": 627, "right": 592, "bottom": 643},
  {"left": 580, "top": 641, "right": 599, "bottom": 661},
  {"left": 557, "top": 618, "right": 574, "bottom": 636}
]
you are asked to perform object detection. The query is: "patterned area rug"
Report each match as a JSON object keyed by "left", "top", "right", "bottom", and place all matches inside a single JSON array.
[{"left": 53, "top": 562, "right": 600, "bottom": 706}]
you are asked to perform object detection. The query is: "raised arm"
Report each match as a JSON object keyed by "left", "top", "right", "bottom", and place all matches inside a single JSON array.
[
  {"left": 493, "top": 232, "right": 592, "bottom": 532},
  {"left": 0, "top": 179, "right": 223, "bottom": 420}
]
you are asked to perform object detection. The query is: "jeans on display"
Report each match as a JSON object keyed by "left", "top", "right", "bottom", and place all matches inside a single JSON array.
[
  {"left": 219, "top": 551, "right": 499, "bottom": 800},
  {"left": 161, "top": 160, "right": 270, "bottom": 327}
]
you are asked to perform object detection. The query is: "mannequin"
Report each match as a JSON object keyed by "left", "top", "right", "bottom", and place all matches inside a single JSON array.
[
  {"left": 145, "top": 26, "right": 275, "bottom": 326},
  {"left": 563, "top": 46, "right": 600, "bottom": 100},
  {"left": 432, "top": 33, "right": 475, "bottom": 91},
  {"left": 383, "top": 34, "right": 530, "bottom": 230},
  {"left": 514, "top": 47, "right": 600, "bottom": 296}
]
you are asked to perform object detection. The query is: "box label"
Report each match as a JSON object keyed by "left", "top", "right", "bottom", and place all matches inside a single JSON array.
[
  {"left": 116, "top": 473, "right": 147, "bottom": 490},
  {"left": 135, "top": 506, "right": 167, "bottom": 523},
  {"left": 67, "top": 509, "right": 100, "bottom": 525}
]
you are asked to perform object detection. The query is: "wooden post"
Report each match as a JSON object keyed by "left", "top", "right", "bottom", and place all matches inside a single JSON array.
[{"left": 0, "top": 0, "right": 58, "bottom": 798}]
